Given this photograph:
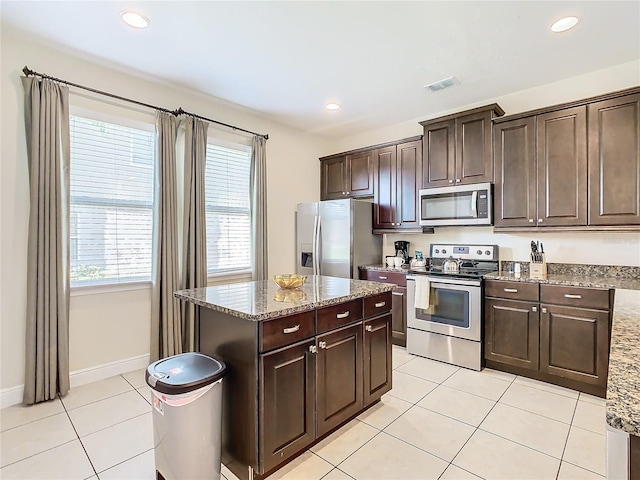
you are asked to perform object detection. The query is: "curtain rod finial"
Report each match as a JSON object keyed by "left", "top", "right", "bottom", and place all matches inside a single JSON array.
[
  {"left": 264, "top": 134, "right": 269, "bottom": 140},
  {"left": 22, "top": 66, "right": 35, "bottom": 77}
]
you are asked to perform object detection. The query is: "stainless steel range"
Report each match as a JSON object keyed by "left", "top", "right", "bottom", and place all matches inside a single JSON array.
[{"left": 407, "top": 243, "right": 499, "bottom": 370}]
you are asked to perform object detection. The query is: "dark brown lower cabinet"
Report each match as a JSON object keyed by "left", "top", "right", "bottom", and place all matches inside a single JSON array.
[
  {"left": 260, "top": 340, "right": 316, "bottom": 473},
  {"left": 391, "top": 287, "right": 407, "bottom": 347},
  {"left": 539, "top": 304, "right": 610, "bottom": 387},
  {"left": 484, "top": 298, "right": 539, "bottom": 371},
  {"left": 363, "top": 314, "right": 392, "bottom": 406},
  {"left": 316, "top": 323, "right": 363, "bottom": 437}
]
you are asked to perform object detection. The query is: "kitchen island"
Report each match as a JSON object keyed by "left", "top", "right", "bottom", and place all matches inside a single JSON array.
[{"left": 174, "top": 276, "right": 395, "bottom": 480}]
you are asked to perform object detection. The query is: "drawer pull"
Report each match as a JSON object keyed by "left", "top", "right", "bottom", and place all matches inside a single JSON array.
[
  {"left": 336, "top": 311, "right": 350, "bottom": 319},
  {"left": 283, "top": 325, "right": 300, "bottom": 334},
  {"left": 375, "top": 301, "right": 386, "bottom": 308},
  {"left": 503, "top": 288, "right": 518, "bottom": 293},
  {"left": 532, "top": 306, "right": 537, "bottom": 312},
  {"left": 564, "top": 294, "right": 582, "bottom": 299},
  {"left": 365, "top": 325, "right": 373, "bottom": 332},
  {"left": 309, "top": 345, "right": 317, "bottom": 354},
  {"left": 319, "top": 341, "right": 327, "bottom": 349},
  {"left": 542, "top": 307, "right": 547, "bottom": 313},
  {"left": 392, "top": 292, "right": 403, "bottom": 296},
  {"left": 378, "top": 276, "right": 388, "bottom": 280}
]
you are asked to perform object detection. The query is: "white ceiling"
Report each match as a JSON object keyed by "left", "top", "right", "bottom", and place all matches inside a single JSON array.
[{"left": 2, "top": 1, "right": 639, "bottom": 138}]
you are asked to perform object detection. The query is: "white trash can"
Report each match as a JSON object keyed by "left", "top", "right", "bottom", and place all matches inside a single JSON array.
[{"left": 146, "top": 353, "right": 226, "bottom": 480}]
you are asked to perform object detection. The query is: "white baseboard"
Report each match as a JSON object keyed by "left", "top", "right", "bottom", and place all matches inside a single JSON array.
[{"left": 1, "top": 353, "right": 150, "bottom": 409}]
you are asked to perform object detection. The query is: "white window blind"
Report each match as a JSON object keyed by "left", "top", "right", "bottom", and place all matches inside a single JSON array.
[
  {"left": 205, "top": 141, "right": 252, "bottom": 275},
  {"left": 69, "top": 115, "right": 155, "bottom": 287}
]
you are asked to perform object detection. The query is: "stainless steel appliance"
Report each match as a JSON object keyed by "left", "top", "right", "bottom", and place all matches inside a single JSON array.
[
  {"left": 419, "top": 182, "right": 492, "bottom": 227},
  {"left": 296, "top": 199, "right": 382, "bottom": 279},
  {"left": 407, "top": 243, "right": 499, "bottom": 370}
]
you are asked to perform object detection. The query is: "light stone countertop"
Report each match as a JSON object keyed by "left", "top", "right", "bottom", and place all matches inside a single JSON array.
[
  {"left": 359, "top": 264, "right": 410, "bottom": 274},
  {"left": 174, "top": 275, "right": 394, "bottom": 321},
  {"left": 606, "top": 289, "right": 640, "bottom": 435},
  {"left": 483, "top": 271, "right": 640, "bottom": 290}
]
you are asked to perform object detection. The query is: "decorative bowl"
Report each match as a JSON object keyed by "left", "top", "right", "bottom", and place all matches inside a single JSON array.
[{"left": 273, "top": 274, "right": 307, "bottom": 289}]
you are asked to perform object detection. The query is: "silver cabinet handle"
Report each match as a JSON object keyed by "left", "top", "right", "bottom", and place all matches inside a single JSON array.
[
  {"left": 538, "top": 219, "right": 543, "bottom": 223},
  {"left": 283, "top": 325, "right": 300, "bottom": 334},
  {"left": 378, "top": 276, "right": 388, "bottom": 280},
  {"left": 449, "top": 179, "right": 454, "bottom": 184},
  {"left": 504, "top": 288, "right": 518, "bottom": 293},
  {"left": 319, "top": 341, "right": 327, "bottom": 349},
  {"left": 375, "top": 301, "right": 386, "bottom": 308},
  {"left": 346, "top": 191, "right": 350, "bottom": 195},
  {"left": 336, "top": 311, "right": 350, "bottom": 319},
  {"left": 456, "top": 178, "right": 461, "bottom": 183},
  {"left": 309, "top": 345, "right": 317, "bottom": 354},
  {"left": 365, "top": 325, "right": 373, "bottom": 332},
  {"left": 542, "top": 307, "right": 547, "bottom": 313},
  {"left": 342, "top": 192, "right": 345, "bottom": 195},
  {"left": 532, "top": 306, "right": 537, "bottom": 312},
  {"left": 564, "top": 294, "right": 582, "bottom": 299},
  {"left": 392, "top": 291, "right": 403, "bottom": 296},
  {"left": 529, "top": 219, "right": 534, "bottom": 223}
]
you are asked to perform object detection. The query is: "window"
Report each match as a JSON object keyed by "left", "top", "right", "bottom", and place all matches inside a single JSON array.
[
  {"left": 69, "top": 115, "right": 155, "bottom": 287},
  {"left": 205, "top": 141, "right": 252, "bottom": 275}
]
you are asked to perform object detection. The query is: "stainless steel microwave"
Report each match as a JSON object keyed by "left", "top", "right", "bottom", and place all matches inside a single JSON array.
[{"left": 419, "top": 182, "right": 492, "bottom": 227}]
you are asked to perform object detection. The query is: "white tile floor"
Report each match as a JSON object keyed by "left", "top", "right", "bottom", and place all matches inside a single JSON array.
[{"left": 0, "top": 346, "right": 607, "bottom": 480}]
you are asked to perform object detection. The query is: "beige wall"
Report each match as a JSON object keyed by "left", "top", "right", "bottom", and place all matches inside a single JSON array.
[
  {"left": 0, "top": 27, "right": 325, "bottom": 392},
  {"left": 325, "top": 60, "right": 640, "bottom": 269}
]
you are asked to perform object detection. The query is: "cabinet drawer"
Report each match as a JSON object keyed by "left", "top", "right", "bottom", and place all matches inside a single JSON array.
[
  {"left": 363, "top": 291, "right": 392, "bottom": 318},
  {"left": 317, "top": 299, "right": 363, "bottom": 334},
  {"left": 260, "top": 311, "right": 315, "bottom": 352},
  {"left": 485, "top": 280, "right": 539, "bottom": 301},
  {"left": 360, "top": 269, "right": 407, "bottom": 287},
  {"left": 540, "top": 285, "right": 610, "bottom": 310}
]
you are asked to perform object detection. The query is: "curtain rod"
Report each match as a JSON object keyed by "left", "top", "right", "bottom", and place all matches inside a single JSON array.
[{"left": 22, "top": 66, "right": 269, "bottom": 140}]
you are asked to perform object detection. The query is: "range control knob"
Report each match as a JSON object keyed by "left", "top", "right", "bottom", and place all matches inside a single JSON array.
[
  {"left": 476, "top": 250, "right": 482, "bottom": 255},
  {"left": 441, "top": 249, "right": 447, "bottom": 254},
  {"left": 485, "top": 250, "right": 491, "bottom": 256},
  {"left": 434, "top": 249, "right": 440, "bottom": 254}
]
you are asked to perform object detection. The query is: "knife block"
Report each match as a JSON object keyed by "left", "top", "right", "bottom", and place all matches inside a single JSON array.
[{"left": 530, "top": 253, "right": 547, "bottom": 279}]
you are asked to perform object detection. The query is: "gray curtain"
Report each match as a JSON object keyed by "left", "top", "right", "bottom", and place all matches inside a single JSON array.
[
  {"left": 180, "top": 117, "right": 208, "bottom": 353},
  {"left": 22, "top": 77, "right": 71, "bottom": 404},
  {"left": 251, "top": 136, "right": 268, "bottom": 280},
  {"left": 151, "top": 112, "right": 182, "bottom": 361}
]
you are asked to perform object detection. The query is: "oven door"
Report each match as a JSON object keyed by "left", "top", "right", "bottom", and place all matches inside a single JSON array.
[{"left": 407, "top": 277, "right": 481, "bottom": 341}]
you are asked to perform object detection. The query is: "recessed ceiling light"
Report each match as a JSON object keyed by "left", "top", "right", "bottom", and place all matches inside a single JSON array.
[
  {"left": 120, "top": 11, "right": 150, "bottom": 29},
  {"left": 326, "top": 103, "right": 341, "bottom": 111},
  {"left": 550, "top": 16, "right": 579, "bottom": 33}
]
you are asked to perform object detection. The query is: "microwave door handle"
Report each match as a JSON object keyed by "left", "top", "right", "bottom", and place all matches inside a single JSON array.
[{"left": 471, "top": 190, "right": 478, "bottom": 218}]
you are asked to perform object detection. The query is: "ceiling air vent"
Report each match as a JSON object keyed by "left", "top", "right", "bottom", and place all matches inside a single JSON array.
[{"left": 424, "top": 76, "right": 460, "bottom": 92}]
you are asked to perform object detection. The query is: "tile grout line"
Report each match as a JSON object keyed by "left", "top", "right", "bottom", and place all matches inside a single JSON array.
[
  {"left": 61, "top": 384, "right": 137, "bottom": 413},
  {"left": 59, "top": 392, "right": 99, "bottom": 479},
  {"left": 93, "top": 447, "right": 155, "bottom": 477},
  {"left": 0, "top": 437, "right": 78, "bottom": 470}
]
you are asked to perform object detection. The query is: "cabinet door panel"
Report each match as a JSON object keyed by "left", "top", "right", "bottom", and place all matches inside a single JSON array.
[
  {"left": 537, "top": 107, "right": 587, "bottom": 226},
  {"left": 260, "top": 340, "right": 315, "bottom": 473},
  {"left": 373, "top": 146, "right": 397, "bottom": 228},
  {"left": 316, "top": 323, "right": 363, "bottom": 437},
  {"left": 456, "top": 110, "right": 493, "bottom": 184},
  {"left": 588, "top": 93, "right": 640, "bottom": 225},
  {"left": 422, "top": 119, "right": 455, "bottom": 188},
  {"left": 493, "top": 118, "right": 537, "bottom": 227},
  {"left": 397, "top": 140, "right": 422, "bottom": 228},
  {"left": 347, "top": 151, "right": 374, "bottom": 197},
  {"left": 391, "top": 287, "right": 407, "bottom": 346},
  {"left": 484, "top": 298, "right": 539, "bottom": 370},
  {"left": 364, "top": 314, "right": 392, "bottom": 406},
  {"left": 321, "top": 157, "right": 347, "bottom": 200},
  {"left": 540, "top": 305, "right": 609, "bottom": 386}
]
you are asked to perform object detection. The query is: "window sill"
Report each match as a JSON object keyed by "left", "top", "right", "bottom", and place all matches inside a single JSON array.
[
  {"left": 71, "top": 281, "right": 152, "bottom": 297},
  {"left": 207, "top": 270, "right": 253, "bottom": 286}
]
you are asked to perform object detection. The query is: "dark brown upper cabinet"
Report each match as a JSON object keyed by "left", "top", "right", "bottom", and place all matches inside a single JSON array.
[
  {"left": 495, "top": 105, "right": 589, "bottom": 230},
  {"left": 536, "top": 106, "right": 587, "bottom": 227},
  {"left": 373, "top": 140, "right": 422, "bottom": 230},
  {"left": 320, "top": 151, "right": 374, "bottom": 200},
  {"left": 420, "top": 105, "right": 504, "bottom": 188},
  {"left": 588, "top": 93, "right": 640, "bottom": 225}
]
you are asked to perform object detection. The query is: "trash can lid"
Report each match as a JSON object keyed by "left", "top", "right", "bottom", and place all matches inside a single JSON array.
[{"left": 146, "top": 353, "right": 226, "bottom": 395}]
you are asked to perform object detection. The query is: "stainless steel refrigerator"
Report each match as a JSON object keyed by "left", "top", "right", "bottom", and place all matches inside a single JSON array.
[{"left": 296, "top": 199, "right": 382, "bottom": 279}]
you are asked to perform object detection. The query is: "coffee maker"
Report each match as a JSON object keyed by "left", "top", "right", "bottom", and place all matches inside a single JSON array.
[{"left": 394, "top": 240, "right": 410, "bottom": 265}]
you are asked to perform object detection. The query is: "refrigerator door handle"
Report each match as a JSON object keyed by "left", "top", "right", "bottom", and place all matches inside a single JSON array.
[
  {"left": 315, "top": 215, "right": 322, "bottom": 276},
  {"left": 312, "top": 215, "right": 318, "bottom": 276}
]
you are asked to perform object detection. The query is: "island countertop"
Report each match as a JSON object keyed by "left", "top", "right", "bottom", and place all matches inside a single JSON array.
[{"left": 174, "top": 275, "right": 395, "bottom": 321}]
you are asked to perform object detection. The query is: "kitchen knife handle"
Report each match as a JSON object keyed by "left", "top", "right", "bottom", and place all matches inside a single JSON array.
[
  {"left": 283, "top": 325, "right": 300, "bottom": 334},
  {"left": 336, "top": 311, "right": 350, "bottom": 319}
]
